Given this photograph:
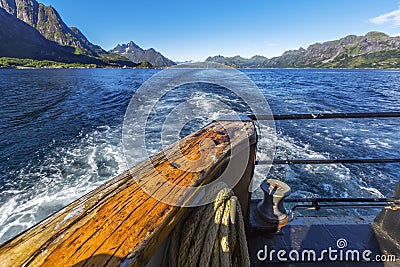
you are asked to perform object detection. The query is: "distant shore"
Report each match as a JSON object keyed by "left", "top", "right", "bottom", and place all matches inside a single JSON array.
[
  {"left": 0, "top": 57, "right": 166, "bottom": 69},
  {"left": 1, "top": 58, "right": 400, "bottom": 70},
  {"left": 2, "top": 66, "right": 400, "bottom": 70}
]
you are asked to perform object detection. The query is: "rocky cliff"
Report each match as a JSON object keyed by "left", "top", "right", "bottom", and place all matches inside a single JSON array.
[
  {"left": 0, "top": 0, "right": 105, "bottom": 56},
  {"left": 0, "top": 0, "right": 137, "bottom": 66},
  {"left": 0, "top": 8, "right": 103, "bottom": 64}
]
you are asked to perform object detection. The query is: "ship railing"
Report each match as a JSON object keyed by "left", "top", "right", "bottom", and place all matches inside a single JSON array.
[{"left": 251, "top": 111, "right": 400, "bottom": 215}]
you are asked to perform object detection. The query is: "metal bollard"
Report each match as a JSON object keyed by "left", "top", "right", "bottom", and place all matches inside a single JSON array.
[{"left": 257, "top": 179, "right": 291, "bottom": 224}]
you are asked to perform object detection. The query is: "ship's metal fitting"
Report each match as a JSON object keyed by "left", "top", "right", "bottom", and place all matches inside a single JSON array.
[{"left": 257, "top": 179, "right": 291, "bottom": 225}]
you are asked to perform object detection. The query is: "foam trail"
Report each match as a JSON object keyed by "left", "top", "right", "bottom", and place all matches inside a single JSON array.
[{"left": 0, "top": 125, "right": 125, "bottom": 244}]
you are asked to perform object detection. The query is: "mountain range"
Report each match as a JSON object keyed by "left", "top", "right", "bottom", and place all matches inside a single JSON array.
[
  {"left": 109, "top": 41, "right": 176, "bottom": 67},
  {"left": 206, "top": 32, "right": 400, "bottom": 69},
  {"left": 0, "top": 8, "right": 89, "bottom": 62},
  {"left": 0, "top": 0, "right": 175, "bottom": 67},
  {"left": 1, "top": 0, "right": 400, "bottom": 69}
]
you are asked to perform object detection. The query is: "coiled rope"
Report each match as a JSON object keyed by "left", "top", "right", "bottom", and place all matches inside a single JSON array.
[{"left": 168, "top": 188, "right": 250, "bottom": 267}]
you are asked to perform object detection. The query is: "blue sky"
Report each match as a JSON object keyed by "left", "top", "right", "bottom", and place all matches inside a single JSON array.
[{"left": 40, "top": 0, "right": 400, "bottom": 62}]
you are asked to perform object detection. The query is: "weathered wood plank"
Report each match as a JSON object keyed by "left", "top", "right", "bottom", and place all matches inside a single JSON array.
[{"left": 0, "top": 120, "right": 256, "bottom": 267}]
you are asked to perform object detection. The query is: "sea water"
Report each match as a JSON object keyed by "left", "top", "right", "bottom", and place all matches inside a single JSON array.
[{"left": 0, "top": 68, "right": 399, "bottom": 244}]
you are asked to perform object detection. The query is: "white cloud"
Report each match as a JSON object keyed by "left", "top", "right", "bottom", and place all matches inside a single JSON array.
[{"left": 370, "top": 9, "right": 400, "bottom": 26}]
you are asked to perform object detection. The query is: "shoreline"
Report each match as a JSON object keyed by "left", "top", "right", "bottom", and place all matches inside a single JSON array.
[
  {"left": 0, "top": 65, "right": 165, "bottom": 70},
  {"left": 1, "top": 66, "right": 400, "bottom": 70}
]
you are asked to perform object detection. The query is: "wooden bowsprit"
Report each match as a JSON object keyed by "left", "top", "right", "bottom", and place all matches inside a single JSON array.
[{"left": 0, "top": 120, "right": 257, "bottom": 267}]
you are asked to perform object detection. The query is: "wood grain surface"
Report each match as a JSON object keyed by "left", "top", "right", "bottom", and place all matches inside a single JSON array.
[{"left": 0, "top": 120, "right": 256, "bottom": 267}]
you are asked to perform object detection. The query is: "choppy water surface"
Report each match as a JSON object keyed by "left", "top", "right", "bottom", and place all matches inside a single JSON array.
[{"left": 0, "top": 68, "right": 399, "bottom": 243}]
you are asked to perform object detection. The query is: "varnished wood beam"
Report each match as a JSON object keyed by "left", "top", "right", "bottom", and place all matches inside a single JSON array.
[{"left": 0, "top": 120, "right": 256, "bottom": 267}]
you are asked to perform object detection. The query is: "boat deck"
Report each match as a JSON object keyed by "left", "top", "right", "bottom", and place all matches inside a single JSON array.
[{"left": 248, "top": 210, "right": 399, "bottom": 266}]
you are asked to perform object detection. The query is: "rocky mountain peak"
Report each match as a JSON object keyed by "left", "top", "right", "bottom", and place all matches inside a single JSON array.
[
  {"left": 110, "top": 42, "right": 175, "bottom": 67},
  {"left": 127, "top": 41, "right": 141, "bottom": 50},
  {"left": 0, "top": 0, "right": 105, "bottom": 56},
  {"left": 365, "top": 31, "right": 390, "bottom": 41}
]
